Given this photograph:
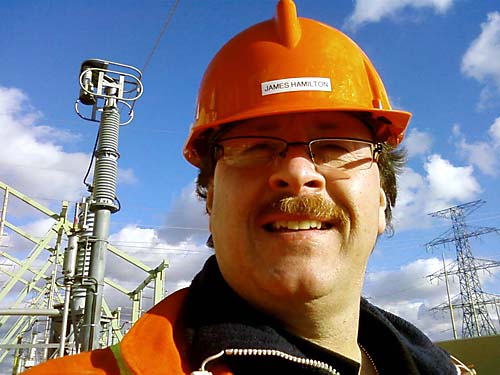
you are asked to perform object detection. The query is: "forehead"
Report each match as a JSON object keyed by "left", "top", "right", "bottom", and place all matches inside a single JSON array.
[{"left": 222, "top": 111, "right": 373, "bottom": 139}]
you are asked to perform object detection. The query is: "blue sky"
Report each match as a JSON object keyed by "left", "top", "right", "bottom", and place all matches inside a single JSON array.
[{"left": 1, "top": 0, "right": 500, "bottom": 343}]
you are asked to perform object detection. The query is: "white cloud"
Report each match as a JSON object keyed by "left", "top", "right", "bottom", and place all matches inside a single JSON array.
[
  {"left": 393, "top": 155, "right": 481, "bottom": 230},
  {"left": 107, "top": 224, "right": 211, "bottom": 296},
  {"left": 489, "top": 116, "right": 500, "bottom": 146},
  {"left": 157, "top": 182, "right": 209, "bottom": 245},
  {"left": 459, "top": 139, "right": 496, "bottom": 176},
  {"left": 31, "top": 125, "right": 81, "bottom": 144},
  {"left": 0, "top": 85, "right": 137, "bottom": 208},
  {"left": 20, "top": 218, "right": 56, "bottom": 238},
  {"left": 425, "top": 154, "right": 481, "bottom": 202},
  {"left": 461, "top": 12, "right": 500, "bottom": 109},
  {"left": 0, "top": 215, "right": 59, "bottom": 263},
  {"left": 0, "top": 86, "right": 88, "bottom": 203},
  {"left": 366, "top": 258, "right": 445, "bottom": 304},
  {"left": 0, "top": 86, "right": 31, "bottom": 116},
  {"left": 393, "top": 167, "right": 432, "bottom": 229},
  {"left": 453, "top": 120, "right": 500, "bottom": 176},
  {"left": 365, "top": 257, "right": 463, "bottom": 341},
  {"left": 117, "top": 167, "right": 137, "bottom": 184},
  {"left": 96, "top": 180, "right": 212, "bottom": 315},
  {"left": 96, "top": 181, "right": 211, "bottom": 314},
  {"left": 345, "top": 0, "right": 455, "bottom": 30},
  {"left": 405, "top": 128, "right": 433, "bottom": 158}
]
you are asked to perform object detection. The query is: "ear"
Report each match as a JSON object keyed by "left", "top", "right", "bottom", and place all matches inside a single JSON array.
[
  {"left": 378, "top": 187, "right": 387, "bottom": 234},
  {"left": 206, "top": 180, "right": 214, "bottom": 215}
]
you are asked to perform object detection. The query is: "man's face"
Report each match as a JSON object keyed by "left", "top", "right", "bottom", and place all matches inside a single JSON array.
[{"left": 207, "top": 112, "right": 387, "bottom": 312}]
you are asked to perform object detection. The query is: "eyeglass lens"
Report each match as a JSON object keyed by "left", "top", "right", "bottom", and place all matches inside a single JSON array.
[{"left": 217, "top": 137, "right": 375, "bottom": 172}]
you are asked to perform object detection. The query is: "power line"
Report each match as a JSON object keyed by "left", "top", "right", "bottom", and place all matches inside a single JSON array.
[
  {"left": 107, "top": 244, "right": 208, "bottom": 254},
  {"left": 142, "top": 0, "right": 181, "bottom": 73}
]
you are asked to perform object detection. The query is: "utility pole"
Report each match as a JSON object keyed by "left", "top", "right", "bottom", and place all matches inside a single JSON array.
[
  {"left": 426, "top": 200, "right": 500, "bottom": 338},
  {"left": 74, "top": 59, "right": 143, "bottom": 350}
]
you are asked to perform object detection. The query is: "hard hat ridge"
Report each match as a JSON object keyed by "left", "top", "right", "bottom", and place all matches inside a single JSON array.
[{"left": 275, "top": 0, "right": 301, "bottom": 48}]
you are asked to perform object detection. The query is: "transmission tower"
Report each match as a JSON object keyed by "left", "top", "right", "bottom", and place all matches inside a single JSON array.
[{"left": 426, "top": 200, "right": 500, "bottom": 338}]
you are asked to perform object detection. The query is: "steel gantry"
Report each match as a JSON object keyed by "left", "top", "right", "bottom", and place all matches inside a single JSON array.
[{"left": 0, "top": 181, "right": 169, "bottom": 373}]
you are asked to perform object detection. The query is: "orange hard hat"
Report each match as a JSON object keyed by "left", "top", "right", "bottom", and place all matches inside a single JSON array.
[{"left": 184, "top": 0, "right": 411, "bottom": 167}]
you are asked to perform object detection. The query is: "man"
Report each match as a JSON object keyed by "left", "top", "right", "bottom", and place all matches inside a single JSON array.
[{"left": 25, "top": 1, "right": 473, "bottom": 374}]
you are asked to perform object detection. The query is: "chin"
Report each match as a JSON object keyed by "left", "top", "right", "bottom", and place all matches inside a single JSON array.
[{"left": 258, "top": 266, "right": 341, "bottom": 302}]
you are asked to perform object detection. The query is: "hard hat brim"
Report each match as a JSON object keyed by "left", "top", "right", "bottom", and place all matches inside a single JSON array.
[{"left": 184, "top": 106, "right": 411, "bottom": 167}]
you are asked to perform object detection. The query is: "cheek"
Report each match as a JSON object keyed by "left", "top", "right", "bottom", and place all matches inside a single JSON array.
[
  {"left": 330, "top": 172, "right": 382, "bottom": 229},
  {"left": 210, "top": 166, "right": 261, "bottom": 229},
  {"left": 212, "top": 166, "right": 241, "bottom": 208}
]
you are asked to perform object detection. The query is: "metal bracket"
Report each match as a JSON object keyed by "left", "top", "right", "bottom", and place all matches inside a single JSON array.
[{"left": 74, "top": 59, "right": 143, "bottom": 126}]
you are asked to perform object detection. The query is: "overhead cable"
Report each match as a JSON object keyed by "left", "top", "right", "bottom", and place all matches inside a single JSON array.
[{"left": 142, "top": 0, "right": 181, "bottom": 73}]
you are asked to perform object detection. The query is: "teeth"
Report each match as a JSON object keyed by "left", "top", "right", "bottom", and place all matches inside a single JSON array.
[{"left": 272, "top": 220, "right": 324, "bottom": 230}]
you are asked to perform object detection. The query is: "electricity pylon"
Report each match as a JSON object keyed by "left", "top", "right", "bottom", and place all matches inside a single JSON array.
[{"left": 426, "top": 200, "right": 500, "bottom": 338}]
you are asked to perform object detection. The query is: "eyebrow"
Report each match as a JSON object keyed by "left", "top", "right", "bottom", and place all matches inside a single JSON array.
[
  {"left": 315, "top": 122, "right": 340, "bottom": 131},
  {"left": 252, "top": 122, "right": 274, "bottom": 132}
]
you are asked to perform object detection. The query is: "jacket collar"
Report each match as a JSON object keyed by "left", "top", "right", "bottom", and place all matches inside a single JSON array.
[
  {"left": 183, "top": 256, "right": 358, "bottom": 375},
  {"left": 117, "top": 255, "right": 457, "bottom": 375}
]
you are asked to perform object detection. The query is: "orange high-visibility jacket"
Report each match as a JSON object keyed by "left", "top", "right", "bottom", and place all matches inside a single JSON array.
[
  {"left": 22, "top": 289, "right": 231, "bottom": 375},
  {"left": 22, "top": 287, "right": 474, "bottom": 375}
]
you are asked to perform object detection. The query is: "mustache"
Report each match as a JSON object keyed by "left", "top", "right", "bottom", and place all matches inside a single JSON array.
[{"left": 270, "top": 195, "right": 349, "bottom": 226}]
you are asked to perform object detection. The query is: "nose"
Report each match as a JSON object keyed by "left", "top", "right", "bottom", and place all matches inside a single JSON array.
[{"left": 268, "top": 147, "right": 326, "bottom": 194}]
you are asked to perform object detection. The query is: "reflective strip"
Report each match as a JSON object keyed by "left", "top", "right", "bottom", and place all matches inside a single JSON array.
[
  {"left": 110, "top": 343, "right": 134, "bottom": 375},
  {"left": 450, "top": 355, "right": 476, "bottom": 374}
]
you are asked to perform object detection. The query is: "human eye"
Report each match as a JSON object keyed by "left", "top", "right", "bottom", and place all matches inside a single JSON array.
[
  {"left": 220, "top": 138, "right": 278, "bottom": 166},
  {"left": 312, "top": 139, "right": 373, "bottom": 170},
  {"left": 312, "top": 140, "right": 351, "bottom": 164},
  {"left": 243, "top": 139, "right": 275, "bottom": 153}
]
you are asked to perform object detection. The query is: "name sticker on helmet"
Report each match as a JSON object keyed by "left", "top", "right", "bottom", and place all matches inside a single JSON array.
[{"left": 261, "top": 77, "right": 331, "bottom": 96}]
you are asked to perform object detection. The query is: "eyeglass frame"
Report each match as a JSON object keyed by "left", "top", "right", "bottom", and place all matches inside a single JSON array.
[{"left": 213, "top": 135, "right": 383, "bottom": 173}]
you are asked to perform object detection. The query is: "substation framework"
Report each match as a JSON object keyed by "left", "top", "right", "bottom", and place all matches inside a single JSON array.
[
  {"left": 0, "top": 58, "right": 170, "bottom": 373},
  {"left": 0, "top": 181, "right": 168, "bottom": 373}
]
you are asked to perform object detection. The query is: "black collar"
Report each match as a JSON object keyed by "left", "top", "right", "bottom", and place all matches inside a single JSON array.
[
  {"left": 184, "top": 255, "right": 359, "bottom": 374},
  {"left": 183, "top": 255, "right": 456, "bottom": 375}
]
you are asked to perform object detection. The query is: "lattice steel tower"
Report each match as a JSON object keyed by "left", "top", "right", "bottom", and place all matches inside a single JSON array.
[{"left": 426, "top": 200, "right": 499, "bottom": 338}]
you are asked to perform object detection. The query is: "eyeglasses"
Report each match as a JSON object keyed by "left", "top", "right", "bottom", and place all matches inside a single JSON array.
[{"left": 214, "top": 136, "right": 381, "bottom": 174}]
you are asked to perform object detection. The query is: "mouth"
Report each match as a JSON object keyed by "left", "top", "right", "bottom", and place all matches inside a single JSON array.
[{"left": 263, "top": 219, "right": 333, "bottom": 232}]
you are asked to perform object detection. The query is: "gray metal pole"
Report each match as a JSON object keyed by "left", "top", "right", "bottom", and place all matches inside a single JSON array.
[
  {"left": 442, "top": 252, "right": 458, "bottom": 340},
  {"left": 59, "top": 230, "right": 78, "bottom": 357},
  {"left": 43, "top": 208, "right": 66, "bottom": 360},
  {"left": 81, "top": 210, "right": 111, "bottom": 350},
  {"left": 58, "top": 285, "right": 71, "bottom": 357},
  {"left": 81, "top": 100, "right": 120, "bottom": 351},
  {"left": 74, "top": 58, "right": 143, "bottom": 351},
  {"left": 494, "top": 299, "right": 500, "bottom": 331},
  {"left": 0, "top": 309, "right": 60, "bottom": 316},
  {"left": 73, "top": 200, "right": 93, "bottom": 316},
  {"left": 0, "top": 185, "right": 8, "bottom": 244}
]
